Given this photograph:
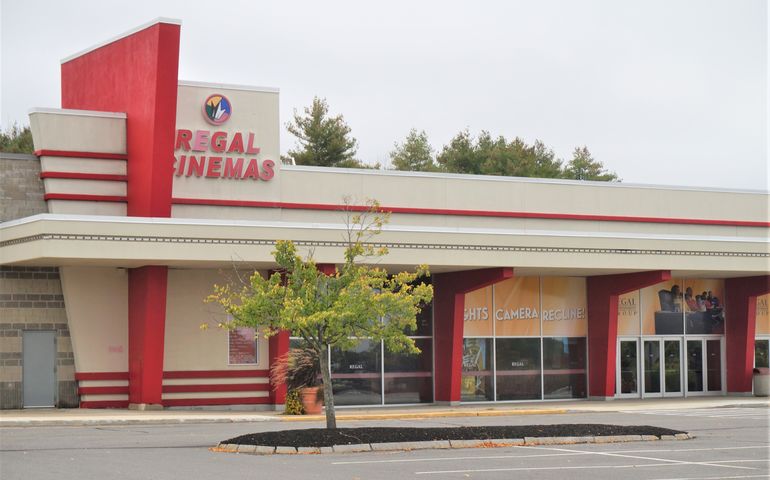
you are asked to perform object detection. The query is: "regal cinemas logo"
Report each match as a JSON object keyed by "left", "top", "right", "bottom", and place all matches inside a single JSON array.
[
  {"left": 172, "top": 94, "right": 275, "bottom": 181},
  {"left": 758, "top": 297, "right": 769, "bottom": 316},
  {"left": 619, "top": 297, "right": 637, "bottom": 316}
]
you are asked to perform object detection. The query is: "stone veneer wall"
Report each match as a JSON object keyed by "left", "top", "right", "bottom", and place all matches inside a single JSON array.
[
  {"left": 0, "top": 267, "right": 78, "bottom": 408},
  {"left": 1, "top": 154, "right": 77, "bottom": 408},
  {"left": 0, "top": 153, "right": 46, "bottom": 222}
]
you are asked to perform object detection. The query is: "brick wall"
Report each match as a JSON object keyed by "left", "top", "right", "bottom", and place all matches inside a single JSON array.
[
  {"left": 0, "top": 153, "right": 46, "bottom": 222},
  {"left": 0, "top": 266, "right": 78, "bottom": 408}
]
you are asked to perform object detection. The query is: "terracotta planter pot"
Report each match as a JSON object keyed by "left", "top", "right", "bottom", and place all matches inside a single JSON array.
[{"left": 300, "top": 386, "right": 323, "bottom": 414}]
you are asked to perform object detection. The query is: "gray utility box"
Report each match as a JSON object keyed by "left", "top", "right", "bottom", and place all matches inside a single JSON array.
[{"left": 754, "top": 368, "right": 770, "bottom": 397}]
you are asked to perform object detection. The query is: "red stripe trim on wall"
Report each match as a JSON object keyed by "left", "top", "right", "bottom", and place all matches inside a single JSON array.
[
  {"left": 162, "top": 383, "right": 270, "bottom": 393},
  {"left": 79, "top": 400, "right": 130, "bottom": 408},
  {"left": 44, "top": 193, "right": 128, "bottom": 203},
  {"left": 78, "top": 386, "right": 130, "bottom": 395},
  {"left": 41, "top": 171, "right": 128, "bottom": 182},
  {"left": 171, "top": 198, "right": 770, "bottom": 228},
  {"left": 35, "top": 149, "right": 128, "bottom": 160},
  {"left": 163, "top": 370, "right": 269, "bottom": 379},
  {"left": 162, "top": 397, "right": 270, "bottom": 407},
  {"left": 75, "top": 372, "right": 129, "bottom": 381}
]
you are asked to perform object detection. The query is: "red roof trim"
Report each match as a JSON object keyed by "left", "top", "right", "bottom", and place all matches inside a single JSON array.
[
  {"left": 41, "top": 171, "right": 127, "bottom": 182},
  {"left": 44, "top": 193, "right": 127, "bottom": 203}
]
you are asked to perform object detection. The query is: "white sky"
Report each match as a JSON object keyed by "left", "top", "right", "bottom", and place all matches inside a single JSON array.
[{"left": 1, "top": 0, "right": 767, "bottom": 190}]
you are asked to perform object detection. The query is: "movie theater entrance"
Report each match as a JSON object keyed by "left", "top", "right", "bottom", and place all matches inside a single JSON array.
[{"left": 616, "top": 336, "right": 725, "bottom": 399}]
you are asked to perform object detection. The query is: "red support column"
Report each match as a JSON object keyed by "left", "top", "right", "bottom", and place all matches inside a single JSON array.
[
  {"left": 60, "top": 21, "right": 181, "bottom": 409},
  {"left": 587, "top": 270, "right": 670, "bottom": 399},
  {"left": 268, "top": 264, "right": 335, "bottom": 408},
  {"left": 725, "top": 275, "right": 770, "bottom": 393},
  {"left": 433, "top": 267, "right": 513, "bottom": 404},
  {"left": 128, "top": 266, "right": 168, "bottom": 408},
  {"left": 268, "top": 331, "right": 290, "bottom": 406}
]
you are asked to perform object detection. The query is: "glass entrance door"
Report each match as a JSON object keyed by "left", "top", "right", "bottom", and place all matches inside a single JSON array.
[
  {"left": 663, "top": 339, "right": 682, "bottom": 396},
  {"left": 641, "top": 338, "right": 683, "bottom": 398},
  {"left": 643, "top": 340, "right": 661, "bottom": 396},
  {"left": 617, "top": 339, "right": 639, "bottom": 397},
  {"left": 686, "top": 338, "right": 724, "bottom": 395}
]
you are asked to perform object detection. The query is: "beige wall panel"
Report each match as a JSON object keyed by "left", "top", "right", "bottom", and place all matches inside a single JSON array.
[
  {"left": 60, "top": 267, "right": 128, "bottom": 373},
  {"left": 164, "top": 269, "right": 270, "bottom": 371},
  {"left": 43, "top": 178, "right": 126, "bottom": 196},
  {"left": 172, "top": 84, "right": 280, "bottom": 201},
  {"left": 270, "top": 168, "right": 768, "bottom": 224},
  {"left": 171, "top": 204, "right": 282, "bottom": 221},
  {"left": 163, "top": 377, "right": 268, "bottom": 385},
  {"left": 80, "top": 394, "right": 128, "bottom": 401},
  {"left": 29, "top": 110, "right": 126, "bottom": 153},
  {"left": 40, "top": 157, "right": 126, "bottom": 175},
  {"left": 161, "top": 391, "right": 269, "bottom": 399},
  {"left": 46, "top": 200, "right": 126, "bottom": 215}
]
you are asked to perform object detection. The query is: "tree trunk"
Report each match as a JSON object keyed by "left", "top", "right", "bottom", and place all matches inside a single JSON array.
[{"left": 319, "top": 343, "right": 336, "bottom": 429}]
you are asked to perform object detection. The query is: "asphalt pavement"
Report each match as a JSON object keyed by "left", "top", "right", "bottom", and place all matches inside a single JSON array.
[{"left": 1, "top": 404, "right": 768, "bottom": 480}]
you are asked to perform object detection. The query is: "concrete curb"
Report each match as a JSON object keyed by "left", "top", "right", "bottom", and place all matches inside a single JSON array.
[
  {"left": 0, "top": 409, "right": 567, "bottom": 427},
  {"left": 278, "top": 408, "right": 568, "bottom": 422},
  {"left": 214, "top": 432, "right": 694, "bottom": 455}
]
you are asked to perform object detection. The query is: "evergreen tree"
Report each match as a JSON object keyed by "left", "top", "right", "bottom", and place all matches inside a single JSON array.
[
  {"left": 0, "top": 124, "right": 34, "bottom": 154},
  {"left": 436, "top": 129, "right": 482, "bottom": 174},
  {"left": 563, "top": 146, "right": 619, "bottom": 181},
  {"left": 283, "top": 97, "right": 361, "bottom": 168},
  {"left": 390, "top": 129, "right": 436, "bottom": 171}
]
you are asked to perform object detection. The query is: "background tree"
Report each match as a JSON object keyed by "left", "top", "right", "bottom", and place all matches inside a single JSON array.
[
  {"left": 0, "top": 124, "right": 34, "bottom": 154},
  {"left": 390, "top": 129, "right": 437, "bottom": 171},
  {"left": 435, "top": 129, "right": 482, "bottom": 174},
  {"left": 562, "top": 146, "right": 619, "bottom": 181},
  {"left": 206, "top": 200, "right": 433, "bottom": 429},
  {"left": 283, "top": 97, "right": 362, "bottom": 168}
]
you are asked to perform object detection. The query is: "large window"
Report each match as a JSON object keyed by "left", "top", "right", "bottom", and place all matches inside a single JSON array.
[
  {"left": 543, "top": 337, "right": 587, "bottom": 399},
  {"left": 756, "top": 339, "right": 770, "bottom": 369},
  {"left": 496, "top": 338, "right": 541, "bottom": 401},
  {"left": 291, "top": 300, "right": 434, "bottom": 406},
  {"left": 462, "top": 276, "right": 588, "bottom": 403}
]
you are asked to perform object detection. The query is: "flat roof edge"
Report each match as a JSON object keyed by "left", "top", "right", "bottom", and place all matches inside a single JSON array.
[
  {"left": 281, "top": 165, "right": 770, "bottom": 195},
  {"left": 178, "top": 80, "right": 279, "bottom": 94},
  {"left": 28, "top": 107, "right": 127, "bottom": 119},
  {"left": 60, "top": 17, "right": 182, "bottom": 64}
]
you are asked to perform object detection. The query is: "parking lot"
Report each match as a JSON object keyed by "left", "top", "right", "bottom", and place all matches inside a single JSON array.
[{"left": 1, "top": 406, "right": 768, "bottom": 479}]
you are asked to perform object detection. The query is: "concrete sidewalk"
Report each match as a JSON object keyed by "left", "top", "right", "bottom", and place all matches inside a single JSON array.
[{"left": 1, "top": 396, "right": 767, "bottom": 427}]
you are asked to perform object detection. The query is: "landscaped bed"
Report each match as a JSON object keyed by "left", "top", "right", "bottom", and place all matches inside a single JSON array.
[{"left": 223, "top": 424, "right": 686, "bottom": 448}]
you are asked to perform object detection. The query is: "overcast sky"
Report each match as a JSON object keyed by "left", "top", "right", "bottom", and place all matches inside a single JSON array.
[{"left": 1, "top": 0, "right": 767, "bottom": 190}]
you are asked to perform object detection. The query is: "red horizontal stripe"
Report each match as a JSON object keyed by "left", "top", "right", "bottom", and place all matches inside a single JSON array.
[
  {"left": 44, "top": 193, "right": 127, "bottom": 203},
  {"left": 162, "top": 370, "right": 269, "bottom": 379},
  {"left": 80, "top": 400, "right": 130, "bottom": 409},
  {"left": 41, "top": 171, "right": 127, "bottom": 182},
  {"left": 75, "top": 372, "right": 129, "bottom": 381},
  {"left": 162, "top": 396, "right": 270, "bottom": 407},
  {"left": 78, "top": 386, "right": 129, "bottom": 395},
  {"left": 162, "top": 383, "right": 270, "bottom": 393},
  {"left": 35, "top": 149, "right": 127, "bottom": 160},
  {"left": 171, "top": 198, "right": 770, "bottom": 228}
]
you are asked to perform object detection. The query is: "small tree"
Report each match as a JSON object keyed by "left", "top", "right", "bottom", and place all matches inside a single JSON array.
[
  {"left": 390, "top": 129, "right": 437, "bottom": 171},
  {"left": 0, "top": 123, "right": 34, "bottom": 154},
  {"left": 206, "top": 200, "right": 433, "bottom": 429},
  {"left": 283, "top": 97, "right": 361, "bottom": 168},
  {"left": 563, "top": 146, "right": 619, "bottom": 181}
]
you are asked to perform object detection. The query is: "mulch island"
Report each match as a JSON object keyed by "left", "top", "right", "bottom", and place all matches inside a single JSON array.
[{"left": 224, "top": 424, "right": 685, "bottom": 448}]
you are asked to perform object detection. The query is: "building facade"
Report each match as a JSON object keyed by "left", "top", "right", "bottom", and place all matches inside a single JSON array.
[{"left": 1, "top": 19, "right": 768, "bottom": 410}]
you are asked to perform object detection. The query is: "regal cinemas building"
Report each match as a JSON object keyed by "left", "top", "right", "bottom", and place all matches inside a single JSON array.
[{"left": 1, "top": 19, "right": 768, "bottom": 410}]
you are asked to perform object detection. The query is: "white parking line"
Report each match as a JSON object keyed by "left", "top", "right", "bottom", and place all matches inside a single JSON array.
[
  {"left": 331, "top": 444, "right": 768, "bottom": 466},
  {"left": 532, "top": 445, "right": 758, "bottom": 471},
  {"left": 413, "top": 445, "right": 761, "bottom": 475},
  {"left": 648, "top": 475, "right": 770, "bottom": 480}
]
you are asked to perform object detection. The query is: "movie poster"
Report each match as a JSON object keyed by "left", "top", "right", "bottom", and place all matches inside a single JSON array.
[
  {"left": 617, "top": 290, "right": 640, "bottom": 336},
  {"left": 494, "top": 277, "right": 540, "bottom": 336},
  {"left": 541, "top": 277, "right": 587, "bottom": 336},
  {"left": 757, "top": 294, "right": 770, "bottom": 335}
]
